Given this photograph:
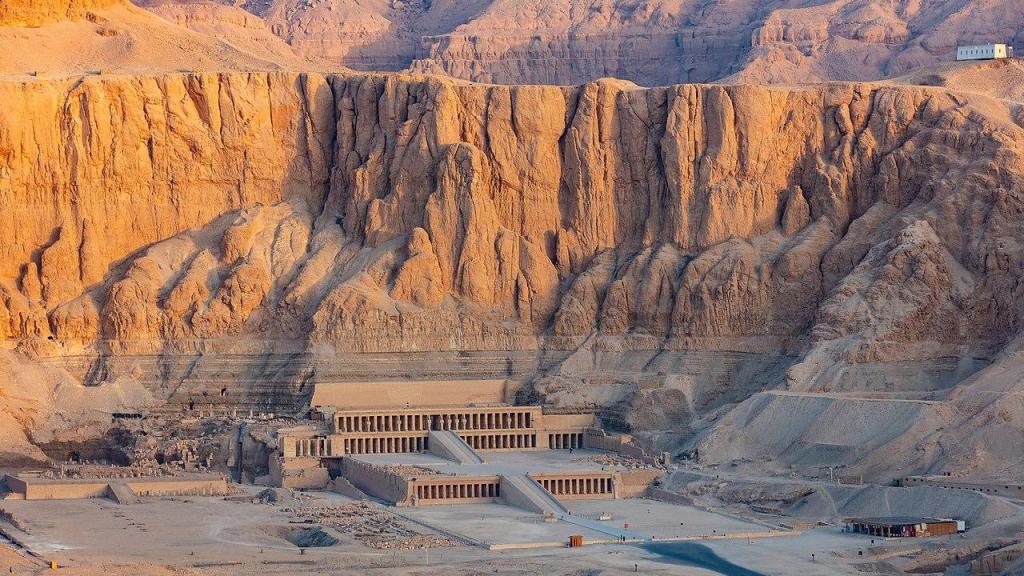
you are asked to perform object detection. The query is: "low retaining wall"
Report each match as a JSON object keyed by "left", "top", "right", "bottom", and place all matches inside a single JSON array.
[
  {"left": 584, "top": 429, "right": 658, "bottom": 465},
  {"left": 618, "top": 470, "right": 664, "bottom": 498},
  {"left": 11, "top": 478, "right": 110, "bottom": 500},
  {"left": 271, "top": 455, "right": 331, "bottom": 489},
  {"left": 339, "top": 458, "right": 409, "bottom": 505},
  {"left": 647, "top": 487, "right": 695, "bottom": 506},
  {"left": 3, "top": 474, "right": 228, "bottom": 501},
  {"left": 124, "top": 478, "right": 228, "bottom": 497}
]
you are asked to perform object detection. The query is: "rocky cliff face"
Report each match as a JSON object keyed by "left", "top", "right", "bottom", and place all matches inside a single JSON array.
[
  {"left": 5, "top": 72, "right": 1021, "bottom": 353},
  {"left": 2, "top": 70, "right": 1024, "bottom": 477},
  {"left": 0, "top": 0, "right": 120, "bottom": 26},
  {"left": 139, "top": 0, "right": 1024, "bottom": 86}
]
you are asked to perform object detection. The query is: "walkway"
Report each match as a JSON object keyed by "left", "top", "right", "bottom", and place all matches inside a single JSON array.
[
  {"left": 764, "top": 390, "right": 940, "bottom": 405},
  {"left": 501, "top": 474, "right": 567, "bottom": 515},
  {"left": 428, "top": 430, "right": 484, "bottom": 464},
  {"left": 502, "top": 474, "right": 652, "bottom": 541}
]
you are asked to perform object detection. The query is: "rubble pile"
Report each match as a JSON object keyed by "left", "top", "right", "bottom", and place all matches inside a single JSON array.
[
  {"left": 383, "top": 465, "right": 446, "bottom": 478},
  {"left": 285, "top": 502, "right": 460, "bottom": 550},
  {"left": 39, "top": 462, "right": 196, "bottom": 480},
  {"left": 573, "top": 453, "right": 651, "bottom": 469}
]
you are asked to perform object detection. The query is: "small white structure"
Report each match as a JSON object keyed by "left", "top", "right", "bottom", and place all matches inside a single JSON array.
[{"left": 956, "top": 44, "right": 1010, "bottom": 61}]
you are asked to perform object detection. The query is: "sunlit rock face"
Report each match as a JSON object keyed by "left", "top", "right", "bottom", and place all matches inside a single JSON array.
[
  {"left": 141, "top": 0, "right": 1024, "bottom": 85},
  {"left": 2, "top": 68, "right": 1023, "bottom": 478}
]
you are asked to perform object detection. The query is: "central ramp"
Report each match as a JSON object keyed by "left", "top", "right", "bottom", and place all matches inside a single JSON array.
[
  {"left": 428, "top": 430, "right": 485, "bottom": 464},
  {"left": 107, "top": 483, "right": 140, "bottom": 505},
  {"left": 499, "top": 474, "right": 651, "bottom": 541},
  {"left": 500, "top": 474, "right": 567, "bottom": 515}
]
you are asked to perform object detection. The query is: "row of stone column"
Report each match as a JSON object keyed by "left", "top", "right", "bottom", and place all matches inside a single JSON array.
[
  {"left": 337, "top": 414, "right": 431, "bottom": 433},
  {"left": 416, "top": 482, "right": 499, "bottom": 501},
  {"left": 336, "top": 410, "right": 536, "bottom": 433},
  {"left": 343, "top": 436, "right": 427, "bottom": 454},
  {"left": 433, "top": 411, "right": 533, "bottom": 431},
  {"left": 539, "top": 476, "right": 613, "bottom": 496},
  {"left": 549, "top": 433, "right": 583, "bottom": 450},
  {"left": 465, "top": 433, "right": 537, "bottom": 450},
  {"left": 294, "top": 437, "right": 331, "bottom": 457}
]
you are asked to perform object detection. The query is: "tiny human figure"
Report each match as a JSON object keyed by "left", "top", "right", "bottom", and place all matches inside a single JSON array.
[
  {"left": 811, "top": 554, "right": 816, "bottom": 562},
  {"left": 634, "top": 563, "right": 638, "bottom": 572}
]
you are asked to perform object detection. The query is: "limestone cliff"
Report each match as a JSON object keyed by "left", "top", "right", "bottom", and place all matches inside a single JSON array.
[
  {"left": 0, "top": 0, "right": 121, "bottom": 26},
  {"left": 3, "top": 73, "right": 1018, "bottom": 351},
  {"left": 140, "top": 0, "right": 1024, "bottom": 86},
  {"left": 2, "top": 71, "right": 1024, "bottom": 478}
]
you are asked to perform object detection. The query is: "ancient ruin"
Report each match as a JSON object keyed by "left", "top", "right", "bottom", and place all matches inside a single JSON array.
[{"left": 271, "top": 379, "right": 660, "bottom": 514}]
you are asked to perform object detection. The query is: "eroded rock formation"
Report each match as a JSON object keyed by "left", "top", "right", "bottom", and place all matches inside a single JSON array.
[
  {"left": 2, "top": 69, "right": 1023, "bottom": 478},
  {"left": 0, "top": 0, "right": 120, "bottom": 26},
  {"left": 139, "top": 0, "right": 1024, "bottom": 86}
]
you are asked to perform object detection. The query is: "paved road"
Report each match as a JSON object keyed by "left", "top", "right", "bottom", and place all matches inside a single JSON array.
[{"left": 764, "top": 390, "right": 941, "bottom": 405}]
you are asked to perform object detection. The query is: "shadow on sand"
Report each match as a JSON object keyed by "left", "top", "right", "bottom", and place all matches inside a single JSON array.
[{"left": 642, "top": 541, "right": 766, "bottom": 576}]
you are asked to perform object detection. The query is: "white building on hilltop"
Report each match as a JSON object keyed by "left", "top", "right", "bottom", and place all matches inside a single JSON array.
[{"left": 956, "top": 44, "right": 1010, "bottom": 61}]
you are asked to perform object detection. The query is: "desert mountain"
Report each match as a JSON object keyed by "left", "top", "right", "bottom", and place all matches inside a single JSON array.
[
  {"left": 2, "top": 59, "right": 1024, "bottom": 481},
  {"left": 0, "top": 0, "right": 325, "bottom": 77},
  {"left": 137, "top": 0, "right": 1024, "bottom": 85},
  {"left": 1, "top": 0, "right": 1024, "bottom": 489}
]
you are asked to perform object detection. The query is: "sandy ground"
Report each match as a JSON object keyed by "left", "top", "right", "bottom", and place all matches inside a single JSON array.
[
  {"left": 0, "top": 484, "right": 926, "bottom": 576},
  {"left": 396, "top": 498, "right": 773, "bottom": 545},
  {"left": 0, "top": 3, "right": 330, "bottom": 77}
]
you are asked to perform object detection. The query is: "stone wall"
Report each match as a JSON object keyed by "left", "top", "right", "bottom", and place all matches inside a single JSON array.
[
  {"left": 339, "top": 458, "right": 409, "bottom": 505},
  {"left": 3, "top": 474, "right": 228, "bottom": 500},
  {"left": 312, "top": 380, "right": 510, "bottom": 410}
]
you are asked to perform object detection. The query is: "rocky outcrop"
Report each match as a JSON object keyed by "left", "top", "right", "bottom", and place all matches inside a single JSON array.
[
  {"left": 0, "top": 0, "right": 121, "bottom": 26},
  {"left": 0, "top": 72, "right": 335, "bottom": 283},
  {"left": 2, "top": 70, "right": 1024, "bottom": 478},
  {"left": 2, "top": 72, "right": 1022, "bottom": 358},
  {"left": 139, "top": 0, "right": 1024, "bottom": 86}
]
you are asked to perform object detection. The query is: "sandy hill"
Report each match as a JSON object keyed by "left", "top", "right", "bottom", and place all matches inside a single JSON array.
[
  {"left": 0, "top": 0, "right": 327, "bottom": 77},
  {"left": 889, "top": 58, "right": 1024, "bottom": 103},
  {"left": 135, "top": 0, "right": 1024, "bottom": 86}
]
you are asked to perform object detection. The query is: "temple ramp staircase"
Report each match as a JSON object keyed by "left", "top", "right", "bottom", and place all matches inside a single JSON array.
[
  {"left": 499, "top": 474, "right": 567, "bottom": 515},
  {"left": 499, "top": 475, "right": 650, "bottom": 541},
  {"left": 427, "top": 430, "right": 485, "bottom": 464}
]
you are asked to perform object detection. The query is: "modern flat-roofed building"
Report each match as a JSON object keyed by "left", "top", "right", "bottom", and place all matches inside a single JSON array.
[
  {"left": 956, "top": 44, "right": 1010, "bottom": 61},
  {"left": 844, "top": 517, "right": 962, "bottom": 537}
]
